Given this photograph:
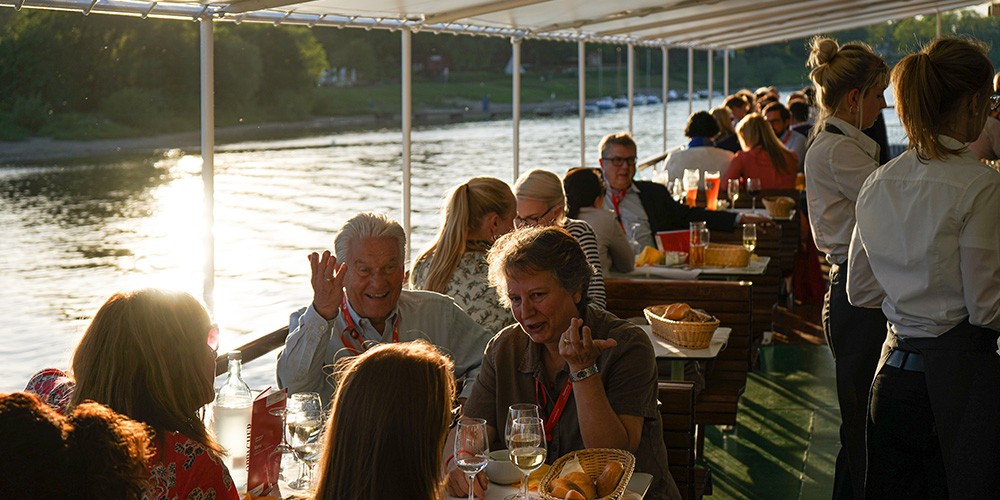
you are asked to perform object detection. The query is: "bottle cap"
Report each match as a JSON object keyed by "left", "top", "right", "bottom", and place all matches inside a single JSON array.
[{"left": 227, "top": 350, "right": 242, "bottom": 361}]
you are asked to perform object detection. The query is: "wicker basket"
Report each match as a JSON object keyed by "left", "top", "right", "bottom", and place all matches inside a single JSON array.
[
  {"left": 538, "top": 448, "right": 636, "bottom": 500},
  {"left": 705, "top": 243, "right": 749, "bottom": 267},
  {"left": 643, "top": 304, "right": 719, "bottom": 349},
  {"left": 762, "top": 196, "right": 796, "bottom": 218}
]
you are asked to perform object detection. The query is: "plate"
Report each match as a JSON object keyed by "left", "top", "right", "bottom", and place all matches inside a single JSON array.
[
  {"left": 769, "top": 209, "right": 797, "bottom": 221},
  {"left": 692, "top": 255, "right": 770, "bottom": 275}
]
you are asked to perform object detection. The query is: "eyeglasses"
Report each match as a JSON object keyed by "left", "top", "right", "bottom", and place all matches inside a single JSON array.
[
  {"left": 207, "top": 323, "right": 220, "bottom": 355},
  {"left": 990, "top": 93, "right": 1000, "bottom": 111},
  {"left": 601, "top": 156, "right": 637, "bottom": 167},
  {"left": 514, "top": 205, "right": 556, "bottom": 227}
]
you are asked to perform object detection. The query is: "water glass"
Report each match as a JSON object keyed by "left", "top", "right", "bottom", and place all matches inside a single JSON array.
[
  {"left": 689, "top": 221, "right": 709, "bottom": 268},
  {"left": 286, "top": 392, "right": 324, "bottom": 491},
  {"left": 455, "top": 417, "right": 489, "bottom": 500}
]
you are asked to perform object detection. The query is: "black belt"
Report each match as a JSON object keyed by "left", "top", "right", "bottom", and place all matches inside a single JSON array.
[{"left": 885, "top": 349, "right": 925, "bottom": 372}]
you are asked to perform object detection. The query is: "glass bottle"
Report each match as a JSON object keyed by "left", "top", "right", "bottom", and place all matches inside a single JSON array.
[{"left": 214, "top": 350, "right": 252, "bottom": 488}]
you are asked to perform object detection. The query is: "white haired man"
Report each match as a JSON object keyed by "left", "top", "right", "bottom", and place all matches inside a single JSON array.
[{"left": 276, "top": 212, "right": 492, "bottom": 403}]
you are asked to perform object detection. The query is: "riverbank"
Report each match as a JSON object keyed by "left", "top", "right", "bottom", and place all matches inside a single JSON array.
[{"left": 0, "top": 98, "right": 582, "bottom": 164}]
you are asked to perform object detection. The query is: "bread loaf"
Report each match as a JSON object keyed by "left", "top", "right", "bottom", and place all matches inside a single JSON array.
[
  {"left": 664, "top": 303, "right": 691, "bottom": 321},
  {"left": 596, "top": 461, "right": 625, "bottom": 497}
]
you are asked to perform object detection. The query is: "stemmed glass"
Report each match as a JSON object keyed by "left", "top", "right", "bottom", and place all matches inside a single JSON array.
[
  {"left": 727, "top": 179, "right": 741, "bottom": 207},
  {"left": 508, "top": 417, "right": 547, "bottom": 500},
  {"left": 266, "top": 402, "right": 293, "bottom": 485},
  {"left": 747, "top": 178, "right": 762, "bottom": 212},
  {"left": 286, "top": 392, "right": 324, "bottom": 491},
  {"left": 505, "top": 404, "right": 540, "bottom": 445},
  {"left": 455, "top": 417, "right": 489, "bottom": 500},
  {"left": 743, "top": 223, "right": 757, "bottom": 267}
]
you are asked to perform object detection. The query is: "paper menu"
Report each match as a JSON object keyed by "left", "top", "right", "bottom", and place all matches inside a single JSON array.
[
  {"left": 246, "top": 387, "right": 286, "bottom": 496},
  {"left": 655, "top": 230, "right": 690, "bottom": 253}
]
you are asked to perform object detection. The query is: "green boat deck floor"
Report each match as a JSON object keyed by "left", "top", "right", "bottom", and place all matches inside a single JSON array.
[{"left": 703, "top": 344, "right": 841, "bottom": 499}]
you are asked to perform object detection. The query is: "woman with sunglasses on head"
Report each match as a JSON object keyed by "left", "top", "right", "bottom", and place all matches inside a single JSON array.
[
  {"left": 68, "top": 289, "right": 238, "bottom": 499},
  {"left": 410, "top": 177, "right": 517, "bottom": 333},
  {"left": 513, "top": 169, "right": 606, "bottom": 309},
  {"left": 802, "top": 36, "right": 889, "bottom": 499},
  {"left": 848, "top": 38, "right": 1000, "bottom": 498}
]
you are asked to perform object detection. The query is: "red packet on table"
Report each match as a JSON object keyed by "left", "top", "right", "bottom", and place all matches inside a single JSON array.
[
  {"left": 656, "top": 230, "right": 690, "bottom": 253},
  {"left": 246, "top": 387, "right": 286, "bottom": 496}
]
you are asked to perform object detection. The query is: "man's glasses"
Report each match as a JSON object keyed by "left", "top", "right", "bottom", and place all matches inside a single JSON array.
[
  {"left": 989, "top": 93, "right": 1000, "bottom": 112},
  {"left": 514, "top": 205, "right": 555, "bottom": 227},
  {"left": 601, "top": 156, "right": 637, "bottom": 167}
]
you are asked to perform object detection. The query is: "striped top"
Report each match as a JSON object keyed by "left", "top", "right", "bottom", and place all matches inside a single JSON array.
[{"left": 563, "top": 218, "right": 606, "bottom": 309}]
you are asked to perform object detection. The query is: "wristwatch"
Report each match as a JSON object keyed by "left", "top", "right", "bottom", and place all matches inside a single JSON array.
[{"left": 569, "top": 364, "right": 600, "bottom": 382}]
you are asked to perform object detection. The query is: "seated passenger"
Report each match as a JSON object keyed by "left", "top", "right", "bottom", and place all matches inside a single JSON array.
[
  {"left": 446, "top": 226, "right": 680, "bottom": 500},
  {"left": 513, "top": 169, "right": 607, "bottom": 309},
  {"left": 563, "top": 167, "right": 635, "bottom": 274},
  {"left": 967, "top": 72, "right": 1000, "bottom": 161},
  {"left": 0, "top": 392, "right": 152, "bottom": 499},
  {"left": 312, "top": 341, "right": 455, "bottom": 499},
  {"left": 711, "top": 106, "right": 741, "bottom": 153},
  {"left": 70, "top": 289, "right": 239, "bottom": 499},
  {"left": 411, "top": 176, "right": 516, "bottom": 334},
  {"left": 277, "top": 212, "right": 492, "bottom": 403},
  {"left": 723, "top": 113, "right": 798, "bottom": 190},
  {"left": 661, "top": 110, "right": 734, "bottom": 182}
]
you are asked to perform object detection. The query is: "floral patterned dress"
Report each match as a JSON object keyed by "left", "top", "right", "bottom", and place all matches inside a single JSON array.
[
  {"left": 411, "top": 248, "right": 514, "bottom": 335},
  {"left": 145, "top": 431, "right": 239, "bottom": 500}
]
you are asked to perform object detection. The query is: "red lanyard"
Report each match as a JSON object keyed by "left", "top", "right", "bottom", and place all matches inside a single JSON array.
[
  {"left": 534, "top": 378, "right": 574, "bottom": 442},
  {"left": 339, "top": 299, "right": 399, "bottom": 356},
  {"left": 610, "top": 188, "right": 627, "bottom": 231},
  {"left": 780, "top": 130, "right": 791, "bottom": 146}
]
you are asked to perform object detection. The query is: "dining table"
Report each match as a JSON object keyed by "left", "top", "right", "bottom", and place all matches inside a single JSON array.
[
  {"left": 446, "top": 471, "right": 653, "bottom": 499},
  {"left": 642, "top": 325, "right": 732, "bottom": 381}
]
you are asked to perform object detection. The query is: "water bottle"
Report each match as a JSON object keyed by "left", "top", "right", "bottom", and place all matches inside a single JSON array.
[{"left": 213, "top": 350, "right": 252, "bottom": 488}]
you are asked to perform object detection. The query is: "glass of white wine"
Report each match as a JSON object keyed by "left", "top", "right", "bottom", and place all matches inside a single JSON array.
[
  {"left": 286, "top": 392, "right": 324, "bottom": 491},
  {"left": 742, "top": 223, "right": 757, "bottom": 266},
  {"left": 727, "top": 178, "right": 741, "bottom": 207},
  {"left": 455, "top": 417, "right": 489, "bottom": 500},
  {"left": 508, "top": 417, "right": 546, "bottom": 500}
]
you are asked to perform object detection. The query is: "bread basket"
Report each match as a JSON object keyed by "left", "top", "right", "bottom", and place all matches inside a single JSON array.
[
  {"left": 762, "top": 196, "right": 796, "bottom": 218},
  {"left": 538, "top": 448, "right": 636, "bottom": 500},
  {"left": 643, "top": 304, "right": 719, "bottom": 349},
  {"left": 704, "top": 243, "right": 749, "bottom": 267}
]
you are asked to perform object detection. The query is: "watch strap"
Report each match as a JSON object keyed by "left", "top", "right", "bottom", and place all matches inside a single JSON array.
[{"left": 569, "top": 364, "right": 600, "bottom": 382}]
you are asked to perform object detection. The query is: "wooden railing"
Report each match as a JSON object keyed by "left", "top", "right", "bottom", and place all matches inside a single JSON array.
[{"left": 214, "top": 326, "right": 289, "bottom": 377}]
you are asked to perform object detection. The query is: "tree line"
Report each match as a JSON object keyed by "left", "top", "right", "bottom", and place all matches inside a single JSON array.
[{"left": 1, "top": 8, "right": 998, "bottom": 140}]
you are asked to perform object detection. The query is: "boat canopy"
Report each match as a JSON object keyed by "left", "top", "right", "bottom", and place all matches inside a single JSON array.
[{"left": 0, "top": 0, "right": 985, "bottom": 50}]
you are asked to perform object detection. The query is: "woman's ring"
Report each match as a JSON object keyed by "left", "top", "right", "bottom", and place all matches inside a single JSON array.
[{"left": 562, "top": 339, "right": 570, "bottom": 344}]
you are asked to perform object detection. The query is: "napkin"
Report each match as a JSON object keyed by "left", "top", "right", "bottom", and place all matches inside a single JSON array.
[{"left": 626, "top": 266, "right": 702, "bottom": 280}]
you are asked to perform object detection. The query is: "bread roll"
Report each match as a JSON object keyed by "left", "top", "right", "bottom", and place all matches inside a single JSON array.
[
  {"left": 563, "top": 471, "right": 596, "bottom": 500},
  {"left": 549, "top": 479, "right": 573, "bottom": 499},
  {"left": 564, "top": 490, "right": 586, "bottom": 500},
  {"left": 596, "top": 461, "right": 625, "bottom": 497},
  {"left": 665, "top": 303, "right": 691, "bottom": 321}
]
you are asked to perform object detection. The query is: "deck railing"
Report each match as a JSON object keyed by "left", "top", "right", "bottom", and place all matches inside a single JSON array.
[{"left": 214, "top": 326, "right": 289, "bottom": 377}]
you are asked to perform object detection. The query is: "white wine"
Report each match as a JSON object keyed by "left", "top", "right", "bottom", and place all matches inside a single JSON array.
[
  {"left": 456, "top": 456, "right": 488, "bottom": 474},
  {"left": 510, "top": 446, "right": 545, "bottom": 471},
  {"left": 293, "top": 443, "right": 322, "bottom": 465},
  {"left": 507, "top": 433, "right": 542, "bottom": 450},
  {"left": 290, "top": 419, "right": 323, "bottom": 442},
  {"left": 743, "top": 237, "right": 756, "bottom": 254}
]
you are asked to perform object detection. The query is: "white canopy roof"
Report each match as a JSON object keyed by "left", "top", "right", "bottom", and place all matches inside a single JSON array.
[{"left": 2, "top": 0, "right": 986, "bottom": 49}]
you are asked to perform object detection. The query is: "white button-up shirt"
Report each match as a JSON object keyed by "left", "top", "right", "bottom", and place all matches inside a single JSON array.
[
  {"left": 848, "top": 135, "right": 1000, "bottom": 338},
  {"left": 804, "top": 116, "right": 881, "bottom": 265}
]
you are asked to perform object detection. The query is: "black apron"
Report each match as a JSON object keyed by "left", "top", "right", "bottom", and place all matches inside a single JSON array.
[{"left": 878, "top": 321, "right": 1000, "bottom": 497}]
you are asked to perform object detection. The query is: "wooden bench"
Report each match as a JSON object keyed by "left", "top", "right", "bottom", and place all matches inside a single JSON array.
[
  {"left": 660, "top": 380, "right": 711, "bottom": 500},
  {"left": 605, "top": 278, "right": 753, "bottom": 459}
]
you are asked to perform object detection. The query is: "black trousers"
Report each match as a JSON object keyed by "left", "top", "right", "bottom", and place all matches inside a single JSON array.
[
  {"left": 823, "top": 264, "right": 887, "bottom": 499},
  {"left": 865, "top": 365, "right": 948, "bottom": 499}
]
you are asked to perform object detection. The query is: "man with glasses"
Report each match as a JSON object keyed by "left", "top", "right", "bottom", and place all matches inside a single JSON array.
[
  {"left": 968, "top": 84, "right": 1000, "bottom": 161},
  {"left": 599, "top": 131, "right": 766, "bottom": 250},
  {"left": 764, "top": 102, "right": 808, "bottom": 172},
  {"left": 276, "top": 212, "right": 492, "bottom": 404}
]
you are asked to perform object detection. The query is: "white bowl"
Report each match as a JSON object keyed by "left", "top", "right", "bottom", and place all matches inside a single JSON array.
[{"left": 486, "top": 449, "right": 524, "bottom": 485}]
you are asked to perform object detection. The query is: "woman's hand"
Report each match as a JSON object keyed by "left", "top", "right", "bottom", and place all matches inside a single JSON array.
[
  {"left": 309, "top": 250, "right": 347, "bottom": 320},
  {"left": 559, "top": 318, "right": 617, "bottom": 372},
  {"left": 444, "top": 465, "right": 488, "bottom": 499}
]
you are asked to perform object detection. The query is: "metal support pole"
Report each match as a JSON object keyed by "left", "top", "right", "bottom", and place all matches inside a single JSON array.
[
  {"left": 687, "top": 47, "right": 693, "bottom": 115},
  {"left": 662, "top": 46, "right": 668, "bottom": 152},
  {"left": 707, "top": 49, "right": 713, "bottom": 108},
  {"left": 199, "top": 15, "right": 215, "bottom": 313},
  {"left": 512, "top": 38, "right": 521, "bottom": 181},
  {"left": 401, "top": 28, "right": 412, "bottom": 261},
  {"left": 627, "top": 44, "right": 634, "bottom": 134},
  {"left": 579, "top": 40, "right": 586, "bottom": 168},
  {"left": 936, "top": 8, "right": 942, "bottom": 38},
  {"left": 724, "top": 49, "right": 730, "bottom": 97}
]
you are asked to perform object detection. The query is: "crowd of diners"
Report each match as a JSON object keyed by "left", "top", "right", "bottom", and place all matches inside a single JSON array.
[{"left": 6, "top": 35, "right": 1000, "bottom": 500}]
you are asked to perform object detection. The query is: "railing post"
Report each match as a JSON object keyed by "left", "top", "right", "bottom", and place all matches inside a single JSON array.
[
  {"left": 512, "top": 37, "right": 522, "bottom": 181},
  {"left": 200, "top": 14, "right": 215, "bottom": 313},
  {"left": 401, "top": 27, "right": 412, "bottom": 261},
  {"left": 579, "top": 40, "right": 586, "bottom": 168}
]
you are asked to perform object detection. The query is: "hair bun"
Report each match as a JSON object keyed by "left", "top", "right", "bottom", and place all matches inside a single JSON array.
[{"left": 808, "top": 37, "right": 839, "bottom": 68}]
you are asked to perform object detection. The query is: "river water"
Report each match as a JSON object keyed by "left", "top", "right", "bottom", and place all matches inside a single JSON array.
[{"left": 0, "top": 99, "right": 905, "bottom": 392}]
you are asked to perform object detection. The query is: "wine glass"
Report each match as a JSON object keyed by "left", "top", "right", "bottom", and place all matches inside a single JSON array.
[
  {"left": 670, "top": 179, "right": 685, "bottom": 202},
  {"left": 508, "top": 417, "right": 547, "bottom": 500},
  {"left": 505, "top": 404, "right": 541, "bottom": 446},
  {"left": 727, "top": 178, "right": 741, "bottom": 207},
  {"left": 455, "top": 417, "right": 489, "bottom": 500},
  {"left": 266, "top": 401, "right": 293, "bottom": 484},
  {"left": 682, "top": 169, "right": 700, "bottom": 208},
  {"left": 286, "top": 392, "right": 324, "bottom": 491},
  {"left": 743, "top": 223, "right": 757, "bottom": 263},
  {"left": 747, "top": 178, "right": 762, "bottom": 211}
]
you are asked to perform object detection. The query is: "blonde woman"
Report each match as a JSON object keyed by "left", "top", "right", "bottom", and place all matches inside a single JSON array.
[
  {"left": 803, "top": 36, "right": 889, "bottom": 499},
  {"left": 848, "top": 38, "right": 1000, "bottom": 498},
  {"left": 711, "top": 106, "right": 741, "bottom": 153},
  {"left": 721, "top": 113, "right": 797, "bottom": 190},
  {"left": 411, "top": 177, "right": 516, "bottom": 333},
  {"left": 512, "top": 168, "right": 606, "bottom": 309},
  {"left": 71, "top": 289, "right": 238, "bottom": 500},
  {"left": 313, "top": 341, "right": 455, "bottom": 499}
]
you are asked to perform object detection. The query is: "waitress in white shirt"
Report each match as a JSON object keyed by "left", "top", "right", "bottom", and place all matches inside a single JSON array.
[
  {"left": 803, "top": 37, "right": 889, "bottom": 500},
  {"left": 848, "top": 38, "right": 1000, "bottom": 498}
]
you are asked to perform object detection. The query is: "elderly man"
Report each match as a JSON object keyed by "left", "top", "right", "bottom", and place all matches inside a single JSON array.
[
  {"left": 599, "top": 132, "right": 767, "bottom": 250},
  {"left": 764, "top": 102, "right": 808, "bottom": 172},
  {"left": 276, "top": 212, "right": 492, "bottom": 403}
]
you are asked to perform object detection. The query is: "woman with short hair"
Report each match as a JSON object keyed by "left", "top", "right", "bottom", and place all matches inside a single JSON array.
[
  {"left": 313, "top": 341, "right": 455, "bottom": 499},
  {"left": 411, "top": 176, "right": 516, "bottom": 333},
  {"left": 848, "top": 37, "right": 1000, "bottom": 498}
]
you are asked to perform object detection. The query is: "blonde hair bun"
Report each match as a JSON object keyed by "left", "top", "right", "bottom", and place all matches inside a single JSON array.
[{"left": 808, "top": 37, "right": 839, "bottom": 68}]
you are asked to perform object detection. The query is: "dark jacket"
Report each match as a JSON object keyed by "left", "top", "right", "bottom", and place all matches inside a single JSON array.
[{"left": 633, "top": 180, "right": 738, "bottom": 241}]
